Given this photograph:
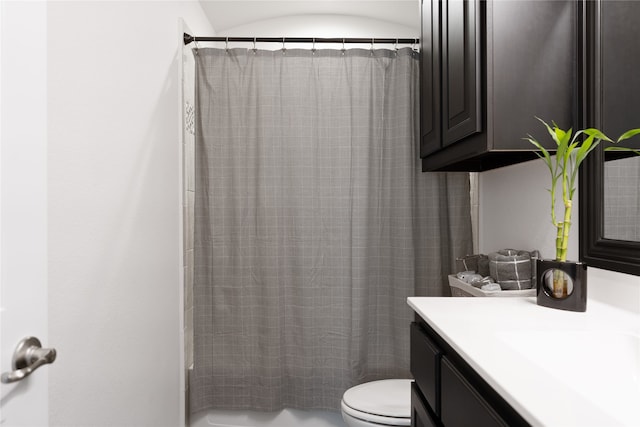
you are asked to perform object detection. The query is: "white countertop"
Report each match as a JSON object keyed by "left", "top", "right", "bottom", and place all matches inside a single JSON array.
[{"left": 407, "top": 297, "right": 640, "bottom": 427}]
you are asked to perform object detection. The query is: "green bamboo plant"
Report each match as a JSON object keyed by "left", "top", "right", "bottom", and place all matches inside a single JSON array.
[{"left": 525, "top": 117, "right": 640, "bottom": 263}]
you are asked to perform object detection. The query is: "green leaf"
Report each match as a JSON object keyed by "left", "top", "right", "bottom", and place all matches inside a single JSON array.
[
  {"left": 535, "top": 117, "right": 561, "bottom": 146},
  {"left": 524, "top": 136, "right": 553, "bottom": 173},
  {"left": 616, "top": 128, "right": 640, "bottom": 142},
  {"left": 604, "top": 146, "right": 640, "bottom": 156},
  {"left": 557, "top": 127, "right": 573, "bottom": 160},
  {"left": 575, "top": 134, "right": 598, "bottom": 166},
  {"left": 555, "top": 126, "right": 567, "bottom": 145},
  {"left": 582, "top": 128, "right": 613, "bottom": 143}
]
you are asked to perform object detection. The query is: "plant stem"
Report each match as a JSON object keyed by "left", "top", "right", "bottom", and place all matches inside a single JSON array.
[
  {"left": 556, "top": 156, "right": 571, "bottom": 262},
  {"left": 556, "top": 223, "right": 564, "bottom": 260},
  {"left": 559, "top": 200, "right": 572, "bottom": 262}
]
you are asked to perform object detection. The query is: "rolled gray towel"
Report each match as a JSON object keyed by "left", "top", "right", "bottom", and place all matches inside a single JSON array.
[
  {"left": 481, "top": 283, "right": 501, "bottom": 291},
  {"left": 489, "top": 249, "right": 533, "bottom": 290},
  {"left": 456, "top": 254, "right": 490, "bottom": 276},
  {"left": 477, "top": 255, "right": 490, "bottom": 277}
]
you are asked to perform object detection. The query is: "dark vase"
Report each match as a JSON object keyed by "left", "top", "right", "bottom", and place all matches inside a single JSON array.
[{"left": 536, "top": 259, "right": 587, "bottom": 312}]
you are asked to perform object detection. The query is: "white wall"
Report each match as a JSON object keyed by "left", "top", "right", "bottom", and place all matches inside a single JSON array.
[
  {"left": 221, "top": 14, "right": 418, "bottom": 38},
  {"left": 479, "top": 159, "right": 640, "bottom": 313},
  {"left": 478, "top": 158, "right": 577, "bottom": 260},
  {"left": 217, "top": 14, "right": 418, "bottom": 49},
  {"left": 46, "top": 2, "right": 213, "bottom": 426}
]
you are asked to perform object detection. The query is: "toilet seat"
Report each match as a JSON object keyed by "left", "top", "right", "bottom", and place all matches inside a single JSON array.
[{"left": 341, "top": 379, "right": 412, "bottom": 426}]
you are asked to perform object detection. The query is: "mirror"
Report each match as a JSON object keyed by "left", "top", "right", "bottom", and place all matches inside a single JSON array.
[
  {"left": 603, "top": 156, "right": 640, "bottom": 242},
  {"left": 579, "top": 0, "right": 640, "bottom": 276}
]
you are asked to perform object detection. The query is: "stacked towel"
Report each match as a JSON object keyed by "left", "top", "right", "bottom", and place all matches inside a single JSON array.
[
  {"left": 488, "top": 249, "right": 534, "bottom": 290},
  {"left": 456, "top": 254, "right": 490, "bottom": 277}
]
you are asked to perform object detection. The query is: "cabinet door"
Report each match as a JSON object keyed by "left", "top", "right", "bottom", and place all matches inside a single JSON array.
[
  {"left": 410, "top": 323, "right": 441, "bottom": 415},
  {"left": 441, "top": 0, "right": 482, "bottom": 146},
  {"left": 420, "top": 0, "right": 441, "bottom": 157},
  {"left": 441, "top": 357, "right": 507, "bottom": 427},
  {"left": 411, "top": 383, "right": 439, "bottom": 427}
]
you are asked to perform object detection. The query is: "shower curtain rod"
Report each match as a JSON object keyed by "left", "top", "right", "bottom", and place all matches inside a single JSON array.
[{"left": 183, "top": 33, "right": 419, "bottom": 46}]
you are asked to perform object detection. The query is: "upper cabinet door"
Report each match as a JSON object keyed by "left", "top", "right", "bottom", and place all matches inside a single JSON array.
[
  {"left": 441, "top": 0, "right": 482, "bottom": 147},
  {"left": 420, "top": 0, "right": 441, "bottom": 157}
]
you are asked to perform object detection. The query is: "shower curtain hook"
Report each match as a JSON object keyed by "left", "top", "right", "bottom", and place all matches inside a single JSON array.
[
  {"left": 341, "top": 38, "right": 346, "bottom": 55},
  {"left": 282, "top": 37, "right": 286, "bottom": 54},
  {"left": 253, "top": 37, "right": 257, "bottom": 54},
  {"left": 225, "top": 36, "right": 229, "bottom": 53},
  {"left": 312, "top": 38, "right": 316, "bottom": 54},
  {"left": 412, "top": 38, "right": 419, "bottom": 52},
  {"left": 193, "top": 37, "right": 200, "bottom": 55}
]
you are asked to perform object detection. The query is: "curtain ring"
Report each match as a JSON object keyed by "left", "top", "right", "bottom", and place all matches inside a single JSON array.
[{"left": 193, "top": 37, "right": 200, "bottom": 55}]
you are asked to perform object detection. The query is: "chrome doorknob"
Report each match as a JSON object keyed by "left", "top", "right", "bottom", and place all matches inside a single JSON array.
[{"left": 1, "top": 337, "right": 56, "bottom": 384}]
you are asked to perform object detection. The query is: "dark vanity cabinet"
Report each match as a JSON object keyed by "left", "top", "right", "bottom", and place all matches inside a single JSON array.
[
  {"left": 410, "top": 319, "right": 529, "bottom": 427},
  {"left": 420, "top": 0, "right": 577, "bottom": 171}
]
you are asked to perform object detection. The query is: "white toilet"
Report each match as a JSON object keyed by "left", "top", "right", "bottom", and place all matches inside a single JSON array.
[{"left": 341, "top": 379, "right": 412, "bottom": 427}]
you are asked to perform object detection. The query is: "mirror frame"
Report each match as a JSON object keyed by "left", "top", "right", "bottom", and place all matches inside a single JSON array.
[
  {"left": 578, "top": 0, "right": 640, "bottom": 276},
  {"left": 580, "top": 153, "right": 640, "bottom": 276}
]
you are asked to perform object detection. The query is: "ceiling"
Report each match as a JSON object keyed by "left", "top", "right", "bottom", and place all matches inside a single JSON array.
[{"left": 198, "top": 0, "right": 419, "bottom": 33}]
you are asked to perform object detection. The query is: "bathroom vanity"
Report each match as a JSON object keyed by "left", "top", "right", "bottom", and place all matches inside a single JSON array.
[
  {"left": 408, "top": 297, "right": 640, "bottom": 426},
  {"left": 410, "top": 318, "right": 527, "bottom": 426}
]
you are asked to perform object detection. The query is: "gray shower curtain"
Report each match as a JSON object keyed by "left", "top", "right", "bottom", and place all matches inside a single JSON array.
[{"left": 191, "top": 47, "right": 471, "bottom": 413}]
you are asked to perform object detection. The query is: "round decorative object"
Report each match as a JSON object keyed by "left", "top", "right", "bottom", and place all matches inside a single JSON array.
[{"left": 536, "top": 259, "right": 587, "bottom": 312}]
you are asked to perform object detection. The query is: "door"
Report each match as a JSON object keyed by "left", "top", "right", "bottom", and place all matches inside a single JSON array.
[{"left": 1, "top": 1, "right": 51, "bottom": 425}]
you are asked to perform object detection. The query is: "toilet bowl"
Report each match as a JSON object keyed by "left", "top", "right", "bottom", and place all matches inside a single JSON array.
[{"left": 340, "top": 379, "right": 412, "bottom": 427}]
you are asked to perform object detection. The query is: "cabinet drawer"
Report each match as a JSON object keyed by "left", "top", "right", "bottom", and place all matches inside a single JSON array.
[
  {"left": 410, "top": 322, "right": 441, "bottom": 414},
  {"left": 411, "top": 382, "right": 439, "bottom": 427},
  {"left": 441, "top": 357, "right": 507, "bottom": 427}
]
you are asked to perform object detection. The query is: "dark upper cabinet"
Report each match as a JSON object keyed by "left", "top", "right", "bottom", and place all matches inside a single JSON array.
[{"left": 420, "top": 0, "right": 577, "bottom": 172}]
